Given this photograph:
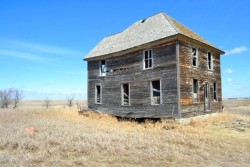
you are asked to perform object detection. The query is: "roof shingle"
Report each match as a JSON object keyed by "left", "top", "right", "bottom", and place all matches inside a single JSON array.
[{"left": 85, "top": 12, "right": 222, "bottom": 60}]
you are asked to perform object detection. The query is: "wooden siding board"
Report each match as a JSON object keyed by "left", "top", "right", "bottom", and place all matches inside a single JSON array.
[
  {"left": 179, "top": 42, "right": 222, "bottom": 116},
  {"left": 88, "top": 43, "right": 178, "bottom": 118}
]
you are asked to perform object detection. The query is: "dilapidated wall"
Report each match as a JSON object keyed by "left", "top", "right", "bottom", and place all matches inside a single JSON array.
[
  {"left": 179, "top": 42, "right": 222, "bottom": 117},
  {"left": 88, "top": 42, "right": 179, "bottom": 118}
]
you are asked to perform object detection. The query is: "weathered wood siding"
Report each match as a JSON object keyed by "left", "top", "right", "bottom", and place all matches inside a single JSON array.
[
  {"left": 88, "top": 43, "right": 179, "bottom": 118},
  {"left": 179, "top": 42, "right": 222, "bottom": 117}
]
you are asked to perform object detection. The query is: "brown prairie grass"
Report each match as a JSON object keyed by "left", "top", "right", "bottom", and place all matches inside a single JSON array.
[{"left": 0, "top": 101, "right": 249, "bottom": 167}]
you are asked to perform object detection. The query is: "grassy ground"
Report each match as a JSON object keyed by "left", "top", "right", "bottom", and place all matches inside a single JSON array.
[{"left": 0, "top": 100, "right": 249, "bottom": 167}]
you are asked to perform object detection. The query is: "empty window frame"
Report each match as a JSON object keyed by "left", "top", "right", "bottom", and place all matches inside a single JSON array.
[
  {"left": 99, "top": 60, "right": 106, "bottom": 76},
  {"left": 192, "top": 47, "right": 198, "bottom": 67},
  {"left": 207, "top": 52, "right": 213, "bottom": 70},
  {"left": 213, "top": 82, "right": 218, "bottom": 101},
  {"left": 95, "top": 84, "right": 102, "bottom": 104},
  {"left": 193, "top": 79, "right": 199, "bottom": 102},
  {"left": 143, "top": 49, "right": 153, "bottom": 69},
  {"left": 150, "top": 80, "right": 161, "bottom": 105},
  {"left": 121, "top": 83, "right": 130, "bottom": 106}
]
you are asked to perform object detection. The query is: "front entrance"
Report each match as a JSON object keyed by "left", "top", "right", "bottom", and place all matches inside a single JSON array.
[{"left": 204, "top": 83, "right": 210, "bottom": 111}]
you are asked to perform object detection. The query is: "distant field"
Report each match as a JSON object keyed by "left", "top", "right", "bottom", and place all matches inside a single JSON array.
[
  {"left": 223, "top": 99, "right": 250, "bottom": 116},
  {"left": 0, "top": 100, "right": 249, "bottom": 166},
  {"left": 18, "top": 100, "right": 86, "bottom": 111}
]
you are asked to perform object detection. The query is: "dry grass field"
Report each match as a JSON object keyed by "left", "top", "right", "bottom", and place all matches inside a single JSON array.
[{"left": 0, "top": 100, "right": 249, "bottom": 167}]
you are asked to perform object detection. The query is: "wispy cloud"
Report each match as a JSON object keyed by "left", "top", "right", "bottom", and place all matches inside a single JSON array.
[
  {"left": 224, "top": 46, "right": 248, "bottom": 55},
  {"left": 227, "top": 78, "right": 233, "bottom": 82},
  {"left": 224, "top": 68, "right": 234, "bottom": 74},
  {"left": 0, "top": 49, "right": 51, "bottom": 62},
  {"left": 0, "top": 38, "right": 84, "bottom": 56}
]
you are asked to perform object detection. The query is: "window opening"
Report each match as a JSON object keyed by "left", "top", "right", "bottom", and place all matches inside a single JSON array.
[
  {"left": 151, "top": 80, "right": 161, "bottom": 105},
  {"left": 95, "top": 85, "right": 101, "bottom": 104},
  {"left": 192, "top": 48, "right": 198, "bottom": 67},
  {"left": 100, "top": 60, "right": 106, "bottom": 76},
  {"left": 144, "top": 50, "right": 153, "bottom": 69},
  {"left": 193, "top": 79, "right": 198, "bottom": 102},
  {"left": 121, "top": 83, "right": 130, "bottom": 106}
]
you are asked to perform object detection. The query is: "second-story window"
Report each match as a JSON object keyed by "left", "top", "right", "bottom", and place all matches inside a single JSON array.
[
  {"left": 207, "top": 52, "right": 213, "bottom": 70},
  {"left": 100, "top": 60, "right": 106, "bottom": 76},
  {"left": 192, "top": 48, "right": 198, "bottom": 67},
  {"left": 143, "top": 49, "right": 153, "bottom": 69}
]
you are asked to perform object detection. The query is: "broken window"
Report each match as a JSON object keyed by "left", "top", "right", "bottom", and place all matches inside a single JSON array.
[
  {"left": 213, "top": 82, "right": 218, "bottom": 101},
  {"left": 193, "top": 79, "right": 198, "bottom": 102},
  {"left": 95, "top": 85, "right": 102, "bottom": 104},
  {"left": 192, "top": 48, "right": 198, "bottom": 67},
  {"left": 208, "top": 52, "right": 213, "bottom": 70},
  {"left": 144, "top": 49, "right": 153, "bottom": 69},
  {"left": 121, "top": 83, "right": 130, "bottom": 106},
  {"left": 151, "top": 80, "right": 161, "bottom": 105},
  {"left": 100, "top": 60, "right": 106, "bottom": 76}
]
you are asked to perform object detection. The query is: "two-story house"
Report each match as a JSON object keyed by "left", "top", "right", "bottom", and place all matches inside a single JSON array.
[{"left": 84, "top": 12, "right": 224, "bottom": 118}]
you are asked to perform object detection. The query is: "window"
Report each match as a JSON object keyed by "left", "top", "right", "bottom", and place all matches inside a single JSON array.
[
  {"left": 95, "top": 85, "right": 102, "bottom": 104},
  {"left": 192, "top": 48, "right": 198, "bottom": 67},
  {"left": 143, "top": 49, "right": 153, "bottom": 69},
  {"left": 207, "top": 52, "right": 213, "bottom": 70},
  {"left": 150, "top": 80, "right": 161, "bottom": 105},
  {"left": 100, "top": 60, "right": 106, "bottom": 76},
  {"left": 213, "top": 82, "right": 218, "bottom": 101},
  {"left": 121, "top": 83, "right": 130, "bottom": 106},
  {"left": 193, "top": 79, "right": 198, "bottom": 102}
]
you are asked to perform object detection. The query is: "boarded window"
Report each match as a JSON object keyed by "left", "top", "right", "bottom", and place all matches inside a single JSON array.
[
  {"left": 100, "top": 60, "right": 106, "bottom": 76},
  {"left": 151, "top": 80, "right": 161, "bottom": 105},
  {"left": 144, "top": 50, "right": 153, "bottom": 69},
  {"left": 193, "top": 79, "right": 198, "bottom": 102},
  {"left": 95, "top": 85, "right": 101, "bottom": 104},
  {"left": 192, "top": 48, "right": 198, "bottom": 67},
  {"left": 213, "top": 82, "right": 218, "bottom": 101},
  {"left": 121, "top": 83, "right": 130, "bottom": 106},
  {"left": 208, "top": 52, "right": 213, "bottom": 70}
]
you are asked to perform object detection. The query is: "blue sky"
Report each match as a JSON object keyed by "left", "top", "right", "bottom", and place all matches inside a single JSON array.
[{"left": 0, "top": 0, "right": 249, "bottom": 99}]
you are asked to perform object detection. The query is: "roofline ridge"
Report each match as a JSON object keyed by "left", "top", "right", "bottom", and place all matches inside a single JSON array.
[{"left": 162, "top": 13, "right": 180, "bottom": 34}]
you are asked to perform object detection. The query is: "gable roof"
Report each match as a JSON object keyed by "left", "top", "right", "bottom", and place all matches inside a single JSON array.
[{"left": 85, "top": 12, "right": 223, "bottom": 60}]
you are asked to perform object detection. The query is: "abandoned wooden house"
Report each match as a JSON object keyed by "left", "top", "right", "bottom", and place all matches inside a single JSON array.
[{"left": 84, "top": 12, "right": 224, "bottom": 118}]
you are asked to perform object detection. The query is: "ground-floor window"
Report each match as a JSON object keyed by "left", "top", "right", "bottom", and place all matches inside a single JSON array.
[
  {"left": 150, "top": 80, "right": 161, "bottom": 105},
  {"left": 193, "top": 79, "right": 198, "bottom": 102},
  {"left": 121, "top": 83, "right": 130, "bottom": 106},
  {"left": 213, "top": 82, "right": 218, "bottom": 101},
  {"left": 95, "top": 84, "right": 102, "bottom": 104}
]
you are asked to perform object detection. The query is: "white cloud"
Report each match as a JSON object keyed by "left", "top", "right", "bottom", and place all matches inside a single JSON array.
[
  {"left": 0, "top": 38, "right": 83, "bottom": 56},
  {"left": 224, "top": 68, "right": 234, "bottom": 74},
  {"left": 224, "top": 46, "right": 247, "bottom": 55},
  {"left": 0, "top": 49, "right": 52, "bottom": 62},
  {"left": 227, "top": 78, "right": 233, "bottom": 82}
]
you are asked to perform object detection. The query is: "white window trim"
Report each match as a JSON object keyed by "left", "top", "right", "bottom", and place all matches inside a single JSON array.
[
  {"left": 95, "top": 84, "right": 102, "bottom": 104},
  {"left": 191, "top": 47, "right": 198, "bottom": 68},
  {"left": 207, "top": 52, "right": 213, "bottom": 71},
  {"left": 143, "top": 49, "right": 153, "bottom": 70},
  {"left": 99, "top": 60, "right": 106, "bottom": 77},
  {"left": 150, "top": 79, "right": 162, "bottom": 105},
  {"left": 192, "top": 79, "right": 199, "bottom": 103},
  {"left": 121, "top": 83, "right": 130, "bottom": 106},
  {"left": 213, "top": 82, "right": 218, "bottom": 102}
]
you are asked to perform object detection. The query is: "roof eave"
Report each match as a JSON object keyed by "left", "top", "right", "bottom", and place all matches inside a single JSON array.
[
  {"left": 84, "top": 34, "right": 180, "bottom": 61},
  {"left": 177, "top": 34, "right": 225, "bottom": 55}
]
